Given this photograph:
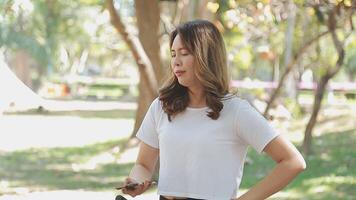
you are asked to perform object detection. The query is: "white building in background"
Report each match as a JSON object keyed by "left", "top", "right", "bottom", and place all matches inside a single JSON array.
[{"left": 301, "top": 69, "right": 313, "bottom": 83}]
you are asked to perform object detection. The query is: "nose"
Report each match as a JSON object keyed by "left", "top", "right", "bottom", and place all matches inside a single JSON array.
[{"left": 172, "top": 56, "right": 181, "bottom": 67}]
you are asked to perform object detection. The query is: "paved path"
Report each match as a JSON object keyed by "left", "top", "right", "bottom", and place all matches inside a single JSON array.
[{"left": 0, "top": 114, "right": 134, "bottom": 151}]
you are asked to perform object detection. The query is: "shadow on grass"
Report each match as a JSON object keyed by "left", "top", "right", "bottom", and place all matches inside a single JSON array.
[
  {"left": 0, "top": 138, "right": 134, "bottom": 192},
  {"left": 240, "top": 128, "right": 356, "bottom": 200}
]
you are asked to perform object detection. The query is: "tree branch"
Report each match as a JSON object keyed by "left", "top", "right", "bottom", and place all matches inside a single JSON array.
[
  {"left": 263, "top": 30, "right": 330, "bottom": 117},
  {"left": 106, "top": 0, "right": 158, "bottom": 95}
]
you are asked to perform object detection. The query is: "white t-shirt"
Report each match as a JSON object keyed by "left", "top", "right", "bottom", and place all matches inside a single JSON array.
[{"left": 136, "top": 95, "right": 279, "bottom": 199}]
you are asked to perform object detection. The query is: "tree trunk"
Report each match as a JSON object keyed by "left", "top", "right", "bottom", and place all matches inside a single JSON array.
[
  {"left": 106, "top": 0, "right": 161, "bottom": 142},
  {"left": 130, "top": 0, "right": 163, "bottom": 139},
  {"left": 9, "top": 50, "right": 32, "bottom": 89},
  {"left": 302, "top": 76, "right": 328, "bottom": 155},
  {"left": 271, "top": 56, "right": 279, "bottom": 82},
  {"left": 135, "top": 0, "right": 163, "bottom": 82},
  {"left": 106, "top": 0, "right": 158, "bottom": 97},
  {"left": 284, "top": 1, "right": 297, "bottom": 100},
  {"left": 174, "top": 0, "right": 217, "bottom": 24},
  {"left": 302, "top": 7, "right": 346, "bottom": 155},
  {"left": 196, "top": 0, "right": 216, "bottom": 21},
  {"left": 179, "top": 0, "right": 195, "bottom": 23},
  {"left": 132, "top": 75, "right": 157, "bottom": 138}
]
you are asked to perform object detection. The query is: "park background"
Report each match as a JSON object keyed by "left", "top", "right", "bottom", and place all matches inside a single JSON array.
[{"left": 0, "top": 0, "right": 355, "bottom": 199}]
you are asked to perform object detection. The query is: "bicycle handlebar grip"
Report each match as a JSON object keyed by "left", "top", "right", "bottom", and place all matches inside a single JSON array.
[{"left": 115, "top": 195, "right": 128, "bottom": 200}]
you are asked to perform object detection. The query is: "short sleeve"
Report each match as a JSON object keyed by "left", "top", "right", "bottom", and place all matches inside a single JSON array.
[
  {"left": 235, "top": 100, "right": 279, "bottom": 153},
  {"left": 136, "top": 98, "right": 160, "bottom": 149}
]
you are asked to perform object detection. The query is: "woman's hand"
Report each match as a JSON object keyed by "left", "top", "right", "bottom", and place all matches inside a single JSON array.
[
  {"left": 121, "top": 177, "right": 153, "bottom": 197},
  {"left": 120, "top": 142, "right": 159, "bottom": 197}
]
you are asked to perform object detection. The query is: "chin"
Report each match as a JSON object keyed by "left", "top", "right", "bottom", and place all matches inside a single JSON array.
[{"left": 177, "top": 80, "right": 189, "bottom": 87}]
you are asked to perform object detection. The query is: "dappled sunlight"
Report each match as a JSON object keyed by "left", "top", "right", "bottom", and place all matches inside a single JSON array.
[
  {"left": 117, "top": 146, "right": 139, "bottom": 164},
  {"left": 0, "top": 140, "right": 134, "bottom": 195},
  {"left": 268, "top": 190, "right": 302, "bottom": 200},
  {"left": 319, "top": 152, "right": 332, "bottom": 162},
  {"left": 314, "top": 116, "right": 356, "bottom": 137},
  {"left": 254, "top": 171, "right": 356, "bottom": 200},
  {"left": 309, "top": 184, "right": 332, "bottom": 195},
  {"left": 304, "top": 175, "right": 355, "bottom": 186},
  {"left": 277, "top": 102, "right": 356, "bottom": 144},
  {"left": 72, "top": 151, "right": 118, "bottom": 172},
  {"left": 297, "top": 175, "right": 356, "bottom": 199}
]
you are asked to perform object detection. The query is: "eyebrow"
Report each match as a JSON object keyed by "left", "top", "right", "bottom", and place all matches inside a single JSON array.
[{"left": 171, "top": 48, "right": 188, "bottom": 52}]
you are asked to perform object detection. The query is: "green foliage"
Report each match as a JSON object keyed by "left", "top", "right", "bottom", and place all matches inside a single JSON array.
[
  {"left": 284, "top": 97, "right": 303, "bottom": 119},
  {"left": 233, "top": 47, "right": 253, "bottom": 71},
  {"left": 0, "top": 0, "right": 353, "bottom": 93},
  {"left": 0, "top": 0, "right": 114, "bottom": 75},
  {"left": 0, "top": 26, "right": 49, "bottom": 66},
  {"left": 344, "top": 37, "right": 356, "bottom": 81},
  {"left": 217, "top": 0, "right": 352, "bottom": 85}
]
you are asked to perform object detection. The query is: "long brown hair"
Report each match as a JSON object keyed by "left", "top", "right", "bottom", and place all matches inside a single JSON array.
[{"left": 159, "top": 20, "right": 234, "bottom": 121}]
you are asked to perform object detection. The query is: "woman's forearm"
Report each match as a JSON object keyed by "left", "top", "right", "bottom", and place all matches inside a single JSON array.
[
  {"left": 237, "top": 158, "right": 306, "bottom": 200},
  {"left": 129, "top": 164, "right": 155, "bottom": 183}
]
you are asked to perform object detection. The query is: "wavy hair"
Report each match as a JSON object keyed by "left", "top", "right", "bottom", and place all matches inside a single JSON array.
[{"left": 159, "top": 20, "right": 234, "bottom": 121}]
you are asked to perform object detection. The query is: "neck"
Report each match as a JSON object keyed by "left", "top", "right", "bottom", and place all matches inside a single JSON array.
[{"left": 187, "top": 86, "right": 206, "bottom": 108}]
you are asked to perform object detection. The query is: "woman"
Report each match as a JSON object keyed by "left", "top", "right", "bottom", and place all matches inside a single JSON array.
[{"left": 121, "top": 20, "right": 306, "bottom": 200}]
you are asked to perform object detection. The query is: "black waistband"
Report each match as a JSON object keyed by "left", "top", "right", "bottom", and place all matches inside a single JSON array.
[{"left": 159, "top": 195, "right": 204, "bottom": 200}]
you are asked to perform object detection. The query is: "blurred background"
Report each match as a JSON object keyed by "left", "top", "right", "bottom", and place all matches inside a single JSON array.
[{"left": 0, "top": 0, "right": 355, "bottom": 199}]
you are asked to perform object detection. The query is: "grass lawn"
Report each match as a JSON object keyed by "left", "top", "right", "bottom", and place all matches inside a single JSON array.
[
  {"left": 0, "top": 139, "right": 133, "bottom": 194},
  {"left": 0, "top": 102, "right": 355, "bottom": 199}
]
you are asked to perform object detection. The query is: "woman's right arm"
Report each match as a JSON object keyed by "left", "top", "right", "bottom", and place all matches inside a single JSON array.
[{"left": 122, "top": 141, "right": 159, "bottom": 197}]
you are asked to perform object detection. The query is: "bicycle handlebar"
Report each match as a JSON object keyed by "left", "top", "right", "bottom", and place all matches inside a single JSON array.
[{"left": 115, "top": 195, "right": 128, "bottom": 200}]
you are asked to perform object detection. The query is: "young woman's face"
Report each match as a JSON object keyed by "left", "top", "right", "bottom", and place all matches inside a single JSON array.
[{"left": 171, "top": 35, "right": 200, "bottom": 88}]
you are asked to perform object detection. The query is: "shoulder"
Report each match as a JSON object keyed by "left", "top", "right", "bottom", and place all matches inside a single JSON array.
[
  {"left": 222, "top": 94, "right": 262, "bottom": 120},
  {"left": 151, "top": 97, "right": 160, "bottom": 106},
  {"left": 222, "top": 94, "right": 251, "bottom": 110},
  {"left": 148, "top": 97, "right": 164, "bottom": 115}
]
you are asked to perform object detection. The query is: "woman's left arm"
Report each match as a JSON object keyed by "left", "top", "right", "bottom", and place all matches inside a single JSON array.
[{"left": 237, "top": 135, "right": 306, "bottom": 200}]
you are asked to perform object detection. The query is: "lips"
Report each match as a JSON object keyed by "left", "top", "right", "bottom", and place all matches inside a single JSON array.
[{"left": 175, "top": 70, "right": 186, "bottom": 76}]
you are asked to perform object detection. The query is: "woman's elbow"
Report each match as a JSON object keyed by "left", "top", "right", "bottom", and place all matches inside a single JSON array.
[{"left": 293, "top": 155, "right": 307, "bottom": 173}]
